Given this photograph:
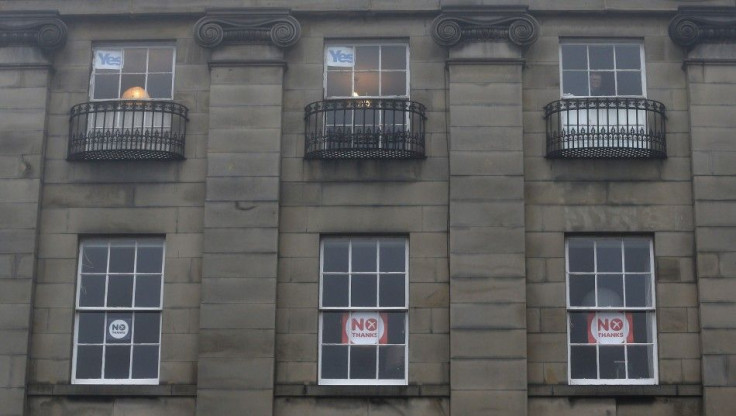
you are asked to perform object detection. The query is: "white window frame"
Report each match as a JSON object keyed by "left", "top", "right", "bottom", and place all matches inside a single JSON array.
[
  {"left": 72, "top": 238, "right": 165, "bottom": 385},
  {"left": 90, "top": 44, "right": 176, "bottom": 102},
  {"left": 318, "top": 237, "right": 409, "bottom": 386},
  {"left": 558, "top": 41, "right": 649, "bottom": 150},
  {"left": 566, "top": 236, "right": 658, "bottom": 386}
]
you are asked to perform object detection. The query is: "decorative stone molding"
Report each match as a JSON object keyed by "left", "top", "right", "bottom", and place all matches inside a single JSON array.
[
  {"left": 669, "top": 7, "right": 736, "bottom": 47},
  {"left": 0, "top": 12, "right": 67, "bottom": 52},
  {"left": 194, "top": 9, "right": 301, "bottom": 49},
  {"left": 431, "top": 7, "right": 539, "bottom": 47}
]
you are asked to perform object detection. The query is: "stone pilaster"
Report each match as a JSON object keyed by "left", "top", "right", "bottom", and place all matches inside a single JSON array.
[
  {"left": 670, "top": 7, "right": 736, "bottom": 416},
  {"left": 0, "top": 11, "right": 65, "bottom": 416},
  {"left": 193, "top": 9, "right": 299, "bottom": 416},
  {"left": 432, "top": 7, "right": 538, "bottom": 416}
]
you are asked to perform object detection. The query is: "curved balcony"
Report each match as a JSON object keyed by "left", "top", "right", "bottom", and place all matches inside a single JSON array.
[
  {"left": 305, "top": 99, "right": 426, "bottom": 159},
  {"left": 544, "top": 98, "right": 666, "bottom": 159},
  {"left": 68, "top": 100, "right": 189, "bottom": 161}
]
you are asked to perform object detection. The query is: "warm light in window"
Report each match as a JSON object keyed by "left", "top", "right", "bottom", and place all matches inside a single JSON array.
[
  {"left": 122, "top": 86, "right": 150, "bottom": 99},
  {"left": 352, "top": 91, "right": 360, "bottom": 97}
]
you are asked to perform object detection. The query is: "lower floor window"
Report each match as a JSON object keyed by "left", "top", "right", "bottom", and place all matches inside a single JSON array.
[{"left": 73, "top": 238, "right": 164, "bottom": 384}]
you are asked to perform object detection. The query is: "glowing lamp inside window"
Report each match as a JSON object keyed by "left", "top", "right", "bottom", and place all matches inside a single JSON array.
[{"left": 122, "top": 86, "right": 150, "bottom": 99}]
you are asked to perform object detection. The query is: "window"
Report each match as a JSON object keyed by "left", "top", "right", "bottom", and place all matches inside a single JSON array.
[
  {"left": 72, "top": 238, "right": 165, "bottom": 384},
  {"left": 559, "top": 41, "right": 648, "bottom": 150},
  {"left": 566, "top": 237, "right": 658, "bottom": 385},
  {"left": 319, "top": 237, "right": 408, "bottom": 385},
  {"left": 88, "top": 45, "right": 177, "bottom": 140},
  {"left": 325, "top": 43, "right": 408, "bottom": 99}
]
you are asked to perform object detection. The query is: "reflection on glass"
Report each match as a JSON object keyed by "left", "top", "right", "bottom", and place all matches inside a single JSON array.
[
  {"left": 326, "top": 72, "right": 352, "bottom": 97},
  {"left": 382, "top": 46, "right": 406, "bottom": 70},
  {"left": 76, "top": 345, "right": 103, "bottom": 379},
  {"left": 596, "top": 240, "right": 622, "bottom": 272},
  {"left": 568, "top": 239, "right": 594, "bottom": 272},
  {"left": 104, "top": 345, "right": 131, "bottom": 379},
  {"left": 107, "top": 276, "right": 134, "bottom": 307},
  {"left": 589, "top": 45, "right": 614, "bottom": 69},
  {"left": 561, "top": 45, "right": 587, "bottom": 70},
  {"left": 352, "top": 240, "right": 377, "bottom": 272},
  {"left": 82, "top": 246, "right": 108, "bottom": 273},
  {"left": 355, "top": 46, "right": 379, "bottom": 70},
  {"left": 379, "top": 275, "right": 405, "bottom": 307},
  {"left": 350, "top": 345, "right": 377, "bottom": 379},
  {"left": 597, "top": 275, "right": 623, "bottom": 307},
  {"left": 321, "top": 345, "right": 348, "bottom": 378},
  {"left": 132, "top": 345, "right": 159, "bottom": 378},
  {"left": 351, "top": 275, "right": 377, "bottom": 307},
  {"left": 322, "top": 274, "right": 349, "bottom": 307},
  {"left": 599, "top": 345, "right": 625, "bottom": 379},
  {"left": 570, "top": 345, "right": 597, "bottom": 379},
  {"left": 379, "top": 345, "right": 405, "bottom": 379},
  {"left": 615, "top": 45, "right": 641, "bottom": 70},
  {"left": 148, "top": 49, "right": 174, "bottom": 72},
  {"left": 322, "top": 312, "right": 344, "bottom": 344},
  {"left": 562, "top": 71, "right": 589, "bottom": 97},
  {"left": 569, "top": 275, "right": 595, "bottom": 307},
  {"left": 123, "top": 48, "right": 147, "bottom": 73},
  {"left": 323, "top": 240, "right": 349, "bottom": 272},
  {"left": 79, "top": 275, "right": 106, "bottom": 307}
]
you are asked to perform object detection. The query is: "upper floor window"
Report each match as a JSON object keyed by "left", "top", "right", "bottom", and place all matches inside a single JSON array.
[
  {"left": 91, "top": 45, "right": 175, "bottom": 100},
  {"left": 319, "top": 237, "right": 408, "bottom": 385},
  {"left": 566, "top": 236, "right": 658, "bottom": 385},
  {"left": 324, "top": 43, "right": 409, "bottom": 98},
  {"left": 560, "top": 42, "right": 645, "bottom": 98},
  {"left": 72, "top": 238, "right": 165, "bottom": 384}
]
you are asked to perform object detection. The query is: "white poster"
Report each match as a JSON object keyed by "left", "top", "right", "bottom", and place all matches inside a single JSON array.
[
  {"left": 95, "top": 50, "right": 123, "bottom": 70},
  {"left": 326, "top": 47, "right": 354, "bottom": 67}
]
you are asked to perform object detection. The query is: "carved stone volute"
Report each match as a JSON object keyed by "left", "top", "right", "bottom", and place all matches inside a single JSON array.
[
  {"left": 0, "top": 11, "right": 67, "bottom": 52},
  {"left": 431, "top": 7, "right": 539, "bottom": 48},
  {"left": 669, "top": 7, "right": 736, "bottom": 47},
  {"left": 194, "top": 9, "right": 301, "bottom": 49}
]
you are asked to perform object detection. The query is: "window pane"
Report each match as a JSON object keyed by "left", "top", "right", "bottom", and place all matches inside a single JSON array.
[
  {"left": 589, "top": 71, "right": 615, "bottom": 96},
  {"left": 322, "top": 274, "right": 349, "bottom": 307},
  {"left": 569, "top": 274, "right": 595, "bottom": 307},
  {"left": 382, "top": 46, "right": 406, "bottom": 70},
  {"left": 147, "top": 73, "right": 173, "bottom": 99},
  {"left": 380, "top": 239, "right": 405, "bottom": 272},
  {"left": 570, "top": 345, "right": 597, "bottom": 379},
  {"left": 323, "top": 240, "right": 349, "bottom": 272},
  {"left": 561, "top": 45, "right": 587, "bottom": 70},
  {"left": 624, "top": 239, "right": 650, "bottom": 272},
  {"left": 631, "top": 312, "right": 654, "bottom": 343},
  {"left": 107, "top": 275, "right": 134, "bottom": 307},
  {"left": 135, "top": 275, "right": 162, "bottom": 308},
  {"left": 81, "top": 246, "right": 108, "bottom": 273},
  {"left": 132, "top": 345, "right": 159, "bottom": 379},
  {"left": 79, "top": 275, "right": 106, "bottom": 307},
  {"left": 321, "top": 345, "right": 348, "bottom": 379},
  {"left": 350, "top": 345, "right": 377, "bottom": 379},
  {"left": 120, "top": 74, "right": 147, "bottom": 98},
  {"left": 568, "top": 239, "right": 594, "bottom": 272},
  {"left": 123, "top": 48, "right": 147, "bottom": 73},
  {"left": 562, "top": 71, "right": 589, "bottom": 96},
  {"left": 379, "top": 345, "right": 405, "bottom": 379},
  {"left": 355, "top": 72, "right": 379, "bottom": 97},
  {"left": 617, "top": 72, "right": 642, "bottom": 96},
  {"left": 596, "top": 240, "right": 622, "bottom": 272},
  {"left": 627, "top": 345, "right": 653, "bottom": 379},
  {"left": 148, "top": 48, "right": 174, "bottom": 72},
  {"left": 93, "top": 74, "right": 119, "bottom": 99},
  {"left": 381, "top": 72, "right": 406, "bottom": 96},
  {"left": 326, "top": 72, "right": 352, "bottom": 97},
  {"left": 351, "top": 275, "right": 377, "bottom": 307},
  {"left": 597, "top": 275, "right": 624, "bottom": 307},
  {"left": 352, "top": 240, "right": 377, "bottom": 272},
  {"left": 355, "top": 46, "right": 379, "bottom": 70},
  {"left": 569, "top": 312, "right": 589, "bottom": 344},
  {"left": 625, "top": 274, "right": 651, "bottom": 307},
  {"left": 109, "top": 246, "right": 135, "bottom": 273},
  {"left": 104, "top": 345, "right": 131, "bottom": 379},
  {"left": 599, "top": 345, "right": 626, "bottom": 379},
  {"left": 133, "top": 312, "right": 160, "bottom": 344},
  {"left": 385, "top": 312, "right": 406, "bottom": 344},
  {"left": 616, "top": 45, "right": 641, "bottom": 70},
  {"left": 106, "top": 313, "right": 132, "bottom": 343},
  {"left": 379, "top": 275, "right": 405, "bottom": 307},
  {"left": 589, "top": 45, "right": 614, "bottom": 70},
  {"left": 76, "top": 345, "right": 103, "bottom": 379},
  {"left": 322, "top": 312, "right": 344, "bottom": 344},
  {"left": 78, "top": 312, "right": 105, "bottom": 344}
]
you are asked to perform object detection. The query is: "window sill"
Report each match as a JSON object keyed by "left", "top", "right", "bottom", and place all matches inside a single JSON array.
[
  {"left": 274, "top": 384, "right": 449, "bottom": 398},
  {"left": 528, "top": 384, "right": 701, "bottom": 397},
  {"left": 26, "top": 384, "right": 197, "bottom": 397}
]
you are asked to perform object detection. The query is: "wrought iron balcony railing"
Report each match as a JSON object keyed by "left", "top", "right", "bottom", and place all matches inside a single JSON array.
[
  {"left": 68, "top": 100, "right": 189, "bottom": 161},
  {"left": 304, "top": 98, "right": 426, "bottom": 159},
  {"left": 544, "top": 98, "right": 666, "bottom": 159}
]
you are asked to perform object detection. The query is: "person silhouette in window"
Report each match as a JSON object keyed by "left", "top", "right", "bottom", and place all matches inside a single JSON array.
[{"left": 589, "top": 72, "right": 615, "bottom": 96}]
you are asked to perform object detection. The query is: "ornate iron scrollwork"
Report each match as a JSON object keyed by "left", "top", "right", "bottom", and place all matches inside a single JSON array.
[
  {"left": 194, "top": 9, "right": 301, "bottom": 49},
  {"left": 0, "top": 12, "right": 67, "bottom": 51},
  {"left": 669, "top": 8, "right": 736, "bottom": 47},
  {"left": 431, "top": 8, "right": 539, "bottom": 47}
]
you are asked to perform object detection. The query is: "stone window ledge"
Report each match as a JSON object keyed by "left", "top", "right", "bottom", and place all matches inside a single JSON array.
[
  {"left": 27, "top": 384, "right": 197, "bottom": 397},
  {"left": 529, "top": 384, "right": 702, "bottom": 397},
  {"left": 275, "top": 384, "right": 450, "bottom": 398}
]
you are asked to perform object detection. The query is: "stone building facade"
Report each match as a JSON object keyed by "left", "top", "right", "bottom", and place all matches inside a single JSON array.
[{"left": 0, "top": 1, "right": 735, "bottom": 415}]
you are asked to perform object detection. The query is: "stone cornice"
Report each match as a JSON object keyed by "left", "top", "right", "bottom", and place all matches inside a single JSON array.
[
  {"left": 193, "top": 8, "right": 301, "bottom": 49},
  {"left": 669, "top": 7, "right": 736, "bottom": 47},
  {"left": 431, "top": 7, "right": 539, "bottom": 48},
  {"left": 0, "top": 11, "right": 67, "bottom": 52}
]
